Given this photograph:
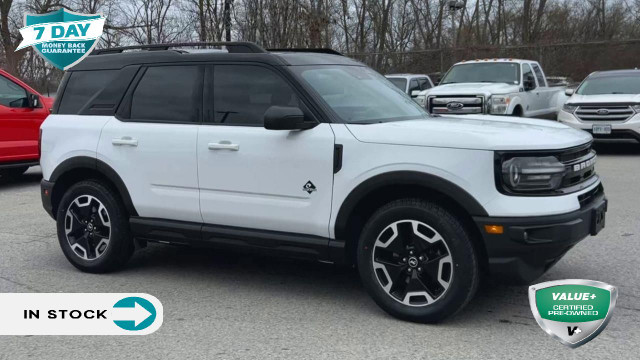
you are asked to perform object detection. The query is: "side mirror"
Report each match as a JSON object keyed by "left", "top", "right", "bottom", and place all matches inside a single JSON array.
[
  {"left": 264, "top": 106, "right": 317, "bottom": 131},
  {"left": 435, "top": 77, "right": 441, "bottom": 85},
  {"left": 524, "top": 76, "right": 535, "bottom": 91},
  {"left": 411, "top": 90, "right": 421, "bottom": 98},
  {"left": 565, "top": 88, "right": 574, "bottom": 96},
  {"left": 28, "top": 93, "right": 39, "bottom": 108}
]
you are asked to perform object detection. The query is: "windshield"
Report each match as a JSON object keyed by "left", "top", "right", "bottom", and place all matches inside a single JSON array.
[
  {"left": 441, "top": 63, "right": 520, "bottom": 85},
  {"left": 386, "top": 77, "right": 407, "bottom": 91},
  {"left": 576, "top": 75, "right": 640, "bottom": 95},
  {"left": 293, "top": 66, "right": 429, "bottom": 123}
]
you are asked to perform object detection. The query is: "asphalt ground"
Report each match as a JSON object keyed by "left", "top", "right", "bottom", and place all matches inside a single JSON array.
[{"left": 0, "top": 140, "right": 639, "bottom": 359}]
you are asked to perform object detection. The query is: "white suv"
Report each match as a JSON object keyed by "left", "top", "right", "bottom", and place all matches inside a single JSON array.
[
  {"left": 558, "top": 69, "right": 640, "bottom": 143},
  {"left": 40, "top": 42, "right": 607, "bottom": 323}
]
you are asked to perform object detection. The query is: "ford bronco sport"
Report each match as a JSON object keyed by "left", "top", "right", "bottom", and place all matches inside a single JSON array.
[{"left": 40, "top": 42, "right": 607, "bottom": 323}]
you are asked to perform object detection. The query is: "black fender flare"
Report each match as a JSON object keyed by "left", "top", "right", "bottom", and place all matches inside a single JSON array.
[
  {"left": 334, "top": 171, "right": 488, "bottom": 240},
  {"left": 49, "top": 156, "right": 138, "bottom": 216}
]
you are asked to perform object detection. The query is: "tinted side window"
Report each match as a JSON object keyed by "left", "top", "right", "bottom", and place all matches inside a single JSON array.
[
  {"left": 131, "top": 66, "right": 202, "bottom": 123},
  {"left": 0, "top": 75, "right": 27, "bottom": 107},
  {"left": 58, "top": 70, "right": 116, "bottom": 114},
  {"left": 531, "top": 64, "right": 547, "bottom": 87},
  {"left": 408, "top": 79, "right": 420, "bottom": 93},
  {"left": 212, "top": 65, "right": 298, "bottom": 126},
  {"left": 418, "top": 78, "right": 431, "bottom": 90},
  {"left": 522, "top": 64, "right": 536, "bottom": 89}
]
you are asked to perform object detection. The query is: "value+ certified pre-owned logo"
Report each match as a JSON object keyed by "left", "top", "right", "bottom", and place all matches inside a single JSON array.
[
  {"left": 16, "top": 8, "right": 105, "bottom": 70},
  {"left": 529, "top": 279, "right": 617, "bottom": 348}
]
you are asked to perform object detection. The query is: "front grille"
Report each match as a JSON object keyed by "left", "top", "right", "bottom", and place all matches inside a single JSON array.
[
  {"left": 575, "top": 105, "right": 635, "bottom": 122},
  {"left": 559, "top": 144, "right": 597, "bottom": 189},
  {"left": 578, "top": 183, "right": 603, "bottom": 208},
  {"left": 557, "top": 143, "right": 592, "bottom": 163},
  {"left": 428, "top": 96, "right": 484, "bottom": 114}
]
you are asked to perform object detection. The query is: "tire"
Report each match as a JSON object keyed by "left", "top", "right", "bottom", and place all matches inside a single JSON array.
[
  {"left": 357, "top": 198, "right": 479, "bottom": 323},
  {"left": 0, "top": 166, "right": 29, "bottom": 178},
  {"left": 56, "top": 180, "right": 133, "bottom": 273}
]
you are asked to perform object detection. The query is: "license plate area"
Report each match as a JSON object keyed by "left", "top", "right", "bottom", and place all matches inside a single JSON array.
[{"left": 592, "top": 124, "right": 612, "bottom": 135}]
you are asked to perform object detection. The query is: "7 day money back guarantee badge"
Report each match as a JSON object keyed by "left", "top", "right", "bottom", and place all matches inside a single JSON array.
[
  {"left": 529, "top": 279, "right": 617, "bottom": 348},
  {"left": 16, "top": 8, "right": 105, "bottom": 70}
]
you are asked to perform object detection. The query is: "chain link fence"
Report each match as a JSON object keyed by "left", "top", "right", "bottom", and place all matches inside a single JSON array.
[{"left": 348, "top": 39, "right": 640, "bottom": 83}]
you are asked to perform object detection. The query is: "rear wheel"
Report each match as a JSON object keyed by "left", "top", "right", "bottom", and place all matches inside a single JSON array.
[
  {"left": 0, "top": 166, "right": 29, "bottom": 178},
  {"left": 357, "top": 198, "right": 479, "bottom": 323},
  {"left": 56, "top": 180, "right": 133, "bottom": 273}
]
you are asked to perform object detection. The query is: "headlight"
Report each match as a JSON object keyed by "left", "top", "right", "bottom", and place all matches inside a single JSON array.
[
  {"left": 562, "top": 103, "right": 578, "bottom": 113},
  {"left": 500, "top": 156, "right": 566, "bottom": 193},
  {"left": 488, "top": 95, "right": 510, "bottom": 114},
  {"left": 632, "top": 104, "right": 640, "bottom": 113}
]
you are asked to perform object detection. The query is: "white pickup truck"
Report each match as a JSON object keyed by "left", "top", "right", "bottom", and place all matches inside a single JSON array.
[{"left": 416, "top": 59, "right": 567, "bottom": 119}]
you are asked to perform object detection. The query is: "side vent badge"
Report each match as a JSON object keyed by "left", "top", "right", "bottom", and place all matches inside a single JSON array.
[{"left": 303, "top": 181, "right": 317, "bottom": 194}]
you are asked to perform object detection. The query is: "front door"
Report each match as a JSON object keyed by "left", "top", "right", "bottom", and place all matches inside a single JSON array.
[
  {"left": 0, "top": 74, "right": 46, "bottom": 162},
  {"left": 197, "top": 64, "right": 335, "bottom": 238}
]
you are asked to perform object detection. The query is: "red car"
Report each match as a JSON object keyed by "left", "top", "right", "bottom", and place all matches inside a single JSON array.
[{"left": 0, "top": 69, "right": 54, "bottom": 178}]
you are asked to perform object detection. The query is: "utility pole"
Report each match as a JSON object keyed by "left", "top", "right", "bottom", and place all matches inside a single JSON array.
[{"left": 448, "top": 1, "right": 464, "bottom": 48}]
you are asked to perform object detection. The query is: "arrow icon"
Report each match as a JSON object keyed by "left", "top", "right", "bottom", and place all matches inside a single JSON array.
[
  {"left": 113, "top": 301, "right": 152, "bottom": 327},
  {"left": 112, "top": 297, "right": 156, "bottom": 331}
]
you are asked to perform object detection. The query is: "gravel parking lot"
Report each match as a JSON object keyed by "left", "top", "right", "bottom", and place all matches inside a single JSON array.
[{"left": 0, "top": 141, "right": 639, "bottom": 359}]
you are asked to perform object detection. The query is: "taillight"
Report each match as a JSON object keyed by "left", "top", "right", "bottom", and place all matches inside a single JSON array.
[{"left": 38, "top": 129, "right": 42, "bottom": 160}]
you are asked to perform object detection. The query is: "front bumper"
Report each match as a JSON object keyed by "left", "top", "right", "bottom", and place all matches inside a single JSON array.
[
  {"left": 41, "top": 179, "right": 55, "bottom": 219},
  {"left": 558, "top": 110, "right": 640, "bottom": 142},
  {"left": 474, "top": 184, "right": 607, "bottom": 284}
]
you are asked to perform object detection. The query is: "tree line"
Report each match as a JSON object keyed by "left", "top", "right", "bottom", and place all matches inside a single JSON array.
[{"left": 2, "top": 0, "right": 640, "bottom": 90}]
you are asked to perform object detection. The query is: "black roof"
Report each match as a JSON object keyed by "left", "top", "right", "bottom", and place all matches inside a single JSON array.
[
  {"left": 73, "top": 43, "right": 361, "bottom": 71},
  {"left": 590, "top": 69, "right": 640, "bottom": 78}
]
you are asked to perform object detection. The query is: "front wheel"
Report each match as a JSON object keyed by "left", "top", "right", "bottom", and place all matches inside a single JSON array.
[
  {"left": 56, "top": 180, "right": 134, "bottom": 273},
  {"left": 357, "top": 199, "right": 479, "bottom": 323}
]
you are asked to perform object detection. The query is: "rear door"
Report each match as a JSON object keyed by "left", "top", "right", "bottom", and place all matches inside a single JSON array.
[
  {"left": 197, "top": 64, "right": 335, "bottom": 237},
  {"left": 97, "top": 65, "right": 203, "bottom": 223},
  {"left": 531, "top": 63, "right": 554, "bottom": 116},
  {"left": 521, "top": 63, "right": 542, "bottom": 116},
  {"left": 0, "top": 73, "right": 46, "bottom": 163}
]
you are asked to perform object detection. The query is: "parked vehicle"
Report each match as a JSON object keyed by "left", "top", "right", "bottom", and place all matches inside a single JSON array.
[
  {"left": 416, "top": 59, "right": 567, "bottom": 118},
  {"left": 546, "top": 76, "right": 576, "bottom": 88},
  {"left": 385, "top": 74, "right": 434, "bottom": 99},
  {"left": 40, "top": 42, "right": 606, "bottom": 323},
  {"left": 0, "top": 69, "right": 54, "bottom": 177},
  {"left": 558, "top": 69, "right": 640, "bottom": 143}
]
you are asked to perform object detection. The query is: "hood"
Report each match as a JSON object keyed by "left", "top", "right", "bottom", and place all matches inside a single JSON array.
[
  {"left": 41, "top": 96, "right": 55, "bottom": 112},
  {"left": 346, "top": 115, "right": 592, "bottom": 151},
  {"left": 567, "top": 93, "right": 640, "bottom": 104},
  {"left": 422, "top": 82, "right": 520, "bottom": 97}
]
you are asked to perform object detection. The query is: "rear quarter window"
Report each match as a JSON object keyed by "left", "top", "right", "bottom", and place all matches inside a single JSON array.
[{"left": 58, "top": 70, "right": 117, "bottom": 114}]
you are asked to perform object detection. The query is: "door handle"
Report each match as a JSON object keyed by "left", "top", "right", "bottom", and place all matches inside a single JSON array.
[
  {"left": 208, "top": 141, "right": 239, "bottom": 151},
  {"left": 112, "top": 137, "right": 138, "bottom": 146}
]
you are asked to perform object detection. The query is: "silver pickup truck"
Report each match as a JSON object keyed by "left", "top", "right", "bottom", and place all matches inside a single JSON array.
[{"left": 416, "top": 59, "right": 568, "bottom": 119}]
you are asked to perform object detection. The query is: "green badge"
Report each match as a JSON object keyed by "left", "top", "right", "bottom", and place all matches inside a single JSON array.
[{"left": 529, "top": 279, "right": 617, "bottom": 348}]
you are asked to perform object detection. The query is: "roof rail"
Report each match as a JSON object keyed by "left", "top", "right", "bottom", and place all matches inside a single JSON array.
[
  {"left": 266, "top": 48, "right": 343, "bottom": 56},
  {"left": 91, "top": 41, "right": 266, "bottom": 55}
]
